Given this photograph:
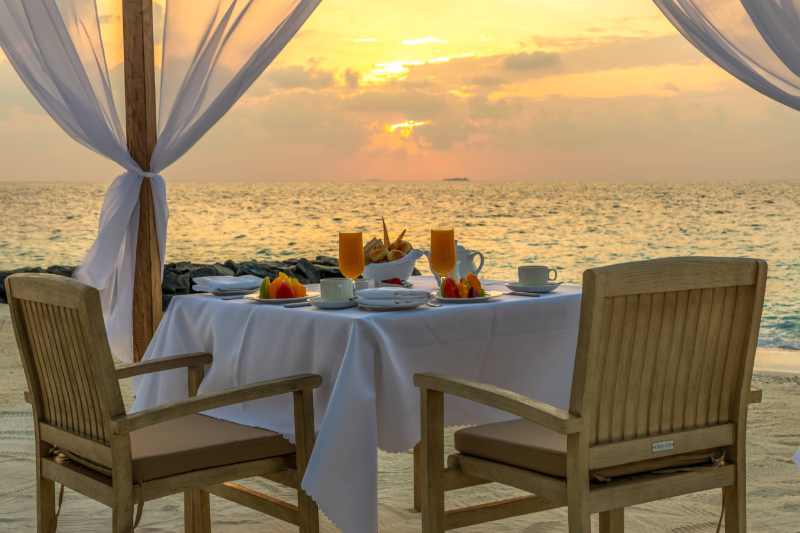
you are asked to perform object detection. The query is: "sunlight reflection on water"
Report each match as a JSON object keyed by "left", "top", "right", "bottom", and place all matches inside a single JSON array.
[{"left": 1, "top": 181, "right": 798, "bottom": 350}]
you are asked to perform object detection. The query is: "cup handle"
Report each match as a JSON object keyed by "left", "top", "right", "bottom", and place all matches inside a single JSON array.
[
  {"left": 471, "top": 252, "right": 485, "bottom": 275},
  {"left": 549, "top": 269, "right": 558, "bottom": 281}
]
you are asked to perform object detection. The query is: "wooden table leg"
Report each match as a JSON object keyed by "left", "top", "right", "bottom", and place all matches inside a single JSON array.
[{"left": 413, "top": 442, "right": 422, "bottom": 512}]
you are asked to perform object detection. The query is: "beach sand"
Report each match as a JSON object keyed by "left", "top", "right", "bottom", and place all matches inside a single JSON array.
[{"left": 0, "top": 304, "right": 797, "bottom": 532}]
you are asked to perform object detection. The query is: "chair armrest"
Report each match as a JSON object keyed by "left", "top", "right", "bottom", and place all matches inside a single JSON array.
[
  {"left": 414, "top": 373, "right": 582, "bottom": 434},
  {"left": 116, "top": 352, "right": 213, "bottom": 379},
  {"left": 749, "top": 388, "right": 763, "bottom": 404},
  {"left": 111, "top": 373, "right": 322, "bottom": 434}
]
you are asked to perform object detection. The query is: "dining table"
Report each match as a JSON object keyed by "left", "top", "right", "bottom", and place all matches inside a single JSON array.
[{"left": 132, "top": 276, "right": 582, "bottom": 533}]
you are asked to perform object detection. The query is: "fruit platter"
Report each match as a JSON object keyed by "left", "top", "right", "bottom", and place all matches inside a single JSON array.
[
  {"left": 436, "top": 273, "right": 498, "bottom": 303},
  {"left": 245, "top": 272, "right": 315, "bottom": 304},
  {"left": 362, "top": 218, "right": 424, "bottom": 282}
]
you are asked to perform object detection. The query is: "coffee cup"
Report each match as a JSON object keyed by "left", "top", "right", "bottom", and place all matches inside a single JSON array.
[
  {"left": 518, "top": 265, "right": 558, "bottom": 286},
  {"left": 320, "top": 278, "right": 354, "bottom": 302}
]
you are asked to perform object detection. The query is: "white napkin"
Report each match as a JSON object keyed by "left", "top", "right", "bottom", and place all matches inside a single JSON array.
[
  {"left": 193, "top": 275, "right": 262, "bottom": 292},
  {"left": 356, "top": 287, "right": 431, "bottom": 301}
]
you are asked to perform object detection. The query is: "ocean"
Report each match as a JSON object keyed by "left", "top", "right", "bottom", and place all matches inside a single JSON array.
[{"left": 1, "top": 180, "right": 798, "bottom": 351}]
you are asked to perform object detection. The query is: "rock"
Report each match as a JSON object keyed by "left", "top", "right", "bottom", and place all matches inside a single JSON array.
[
  {"left": 189, "top": 265, "right": 218, "bottom": 279},
  {"left": 294, "top": 258, "right": 320, "bottom": 284},
  {"left": 162, "top": 269, "right": 191, "bottom": 294},
  {"left": 314, "top": 256, "right": 339, "bottom": 267},
  {"left": 212, "top": 263, "right": 235, "bottom": 277},
  {"left": 46, "top": 265, "right": 76, "bottom": 277},
  {"left": 235, "top": 261, "right": 275, "bottom": 279},
  {"left": 317, "top": 265, "right": 343, "bottom": 279}
]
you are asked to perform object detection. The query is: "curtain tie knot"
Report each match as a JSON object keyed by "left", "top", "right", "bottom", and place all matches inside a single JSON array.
[{"left": 140, "top": 171, "right": 160, "bottom": 179}]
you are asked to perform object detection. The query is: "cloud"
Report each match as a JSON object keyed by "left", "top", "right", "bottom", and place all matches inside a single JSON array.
[
  {"left": 344, "top": 68, "right": 361, "bottom": 90},
  {"left": 503, "top": 51, "right": 561, "bottom": 71},
  {"left": 402, "top": 36, "right": 447, "bottom": 46},
  {"left": 264, "top": 65, "right": 335, "bottom": 90}
]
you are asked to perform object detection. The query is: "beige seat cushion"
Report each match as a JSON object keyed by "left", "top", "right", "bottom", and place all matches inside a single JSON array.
[
  {"left": 455, "top": 419, "right": 721, "bottom": 480},
  {"left": 129, "top": 414, "right": 294, "bottom": 482}
]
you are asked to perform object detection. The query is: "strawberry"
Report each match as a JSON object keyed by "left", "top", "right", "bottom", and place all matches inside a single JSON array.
[
  {"left": 275, "top": 281, "right": 294, "bottom": 299},
  {"left": 442, "top": 277, "right": 460, "bottom": 298},
  {"left": 382, "top": 278, "right": 403, "bottom": 285}
]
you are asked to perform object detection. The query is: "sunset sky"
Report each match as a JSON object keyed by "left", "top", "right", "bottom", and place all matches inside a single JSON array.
[{"left": 1, "top": 0, "right": 799, "bottom": 182}]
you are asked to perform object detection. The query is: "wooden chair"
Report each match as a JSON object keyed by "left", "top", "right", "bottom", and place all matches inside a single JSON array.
[
  {"left": 415, "top": 257, "right": 767, "bottom": 532},
  {"left": 6, "top": 273, "right": 322, "bottom": 533}
]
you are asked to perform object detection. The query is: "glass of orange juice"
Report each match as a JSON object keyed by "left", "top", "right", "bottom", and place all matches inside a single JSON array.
[
  {"left": 430, "top": 229, "right": 456, "bottom": 283},
  {"left": 339, "top": 232, "right": 365, "bottom": 281}
]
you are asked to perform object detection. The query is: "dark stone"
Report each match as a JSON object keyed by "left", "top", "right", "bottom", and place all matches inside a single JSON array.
[
  {"left": 46, "top": 265, "right": 76, "bottom": 277},
  {"left": 212, "top": 263, "right": 235, "bottom": 277},
  {"left": 317, "top": 265, "right": 343, "bottom": 279},
  {"left": 294, "top": 258, "right": 320, "bottom": 284},
  {"left": 314, "top": 256, "right": 339, "bottom": 267},
  {"left": 235, "top": 261, "right": 275, "bottom": 279},
  {"left": 162, "top": 269, "right": 191, "bottom": 294},
  {"left": 223, "top": 260, "right": 238, "bottom": 272},
  {"left": 189, "top": 265, "right": 218, "bottom": 279},
  {"left": 412, "top": 268, "right": 422, "bottom": 276}
]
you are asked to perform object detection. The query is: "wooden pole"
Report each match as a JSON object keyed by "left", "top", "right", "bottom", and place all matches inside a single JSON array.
[{"left": 122, "top": 0, "right": 161, "bottom": 362}]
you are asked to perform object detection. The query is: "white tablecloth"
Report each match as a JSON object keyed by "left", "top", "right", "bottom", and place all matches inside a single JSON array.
[{"left": 133, "top": 277, "right": 581, "bottom": 533}]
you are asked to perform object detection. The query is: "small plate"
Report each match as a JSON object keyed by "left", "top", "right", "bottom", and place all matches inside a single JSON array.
[
  {"left": 310, "top": 297, "right": 357, "bottom": 310},
  {"left": 357, "top": 301, "right": 427, "bottom": 312},
  {"left": 245, "top": 293, "right": 316, "bottom": 305},
  {"left": 435, "top": 290, "right": 503, "bottom": 304},
  {"left": 505, "top": 282, "right": 562, "bottom": 294}
]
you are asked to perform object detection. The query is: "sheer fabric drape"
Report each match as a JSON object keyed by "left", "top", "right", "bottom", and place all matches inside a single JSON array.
[
  {"left": 655, "top": 0, "right": 800, "bottom": 111},
  {"left": 0, "top": 0, "right": 320, "bottom": 361}
]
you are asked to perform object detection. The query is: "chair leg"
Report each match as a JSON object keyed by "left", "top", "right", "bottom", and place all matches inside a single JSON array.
[
  {"left": 112, "top": 499, "right": 134, "bottom": 533},
  {"left": 599, "top": 508, "right": 624, "bottom": 533},
  {"left": 184, "top": 489, "right": 211, "bottom": 533},
  {"left": 724, "top": 468, "right": 746, "bottom": 533},
  {"left": 294, "top": 389, "right": 320, "bottom": 533},
  {"left": 566, "top": 432, "right": 591, "bottom": 533},
  {"left": 413, "top": 442, "right": 422, "bottom": 513},
  {"left": 36, "top": 476, "right": 57, "bottom": 533},
  {"left": 421, "top": 389, "right": 445, "bottom": 533}
]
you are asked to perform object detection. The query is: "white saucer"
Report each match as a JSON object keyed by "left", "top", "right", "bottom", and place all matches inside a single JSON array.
[
  {"left": 245, "top": 293, "right": 317, "bottom": 305},
  {"left": 506, "top": 282, "right": 562, "bottom": 294},
  {"left": 356, "top": 299, "right": 427, "bottom": 312},
  {"left": 311, "top": 297, "right": 357, "bottom": 310}
]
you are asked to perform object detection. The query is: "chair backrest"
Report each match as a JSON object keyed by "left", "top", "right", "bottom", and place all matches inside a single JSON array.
[
  {"left": 570, "top": 257, "right": 767, "bottom": 447},
  {"left": 5, "top": 274, "right": 125, "bottom": 446}
]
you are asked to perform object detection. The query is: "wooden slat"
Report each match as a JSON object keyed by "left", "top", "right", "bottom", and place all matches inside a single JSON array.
[
  {"left": 588, "top": 424, "right": 735, "bottom": 470},
  {"left": 718, "top": 286, "right": 753, "bottom": 422},
  {"left": 40, "top": 424, "right": 113, "bottom": 467},
  {"left": 596, "top": 296, "right": 627, "bottom": 444},
  {"left": 683, "top": 288, "right": 714, "bottom": 429},
  {"left": 611, "top": 295, "right": 638, "bottom": 442},
  {"left": 648, "top": 291, "right": 676, "bottom": 435},
  {"left": 672, "top": 289, "right": 701, "bottom": 433},
  {"left": 210, "top": 482, "right": 299, "bottom": 525},
  {"left": 41, "top": 457, "right": 114, "bottom": 507},
  {"left": 707, "top": 287, "right": 736, "bottom": 425},
  {"left": 636, "top": 292, "right": 663, "bottom": 437},
  {"left": 695, "top": 287, "right": 725, "bottom": 428},
  {"left": 141, "top": 457, "right": 294, "bottom": 502},
  {"left": 624, "top": 294, "right": 650, "bottom": 440},
  {"left": 56, "top": 306, "right": 90, "bottom": 438},
  {"left": 458, "top": 455, "right": 567, "bottom": 504},
  {"left": 589, "top": 465, "right": 735, "bottom": 513},
  {"left": 123, "top": 0, "right": 161, "bottom": 362},
  {"left": 660, "top": 290, "right": 688, "bottom": 434},
  {"left": 598, "top": 257, "right": 757, "bottom": 297},
  {"left": 588, "top": 298, "right": 614, "bottom": 445},
  {"left": 444, "top": 496, "right": 559, "bottom": 530}
]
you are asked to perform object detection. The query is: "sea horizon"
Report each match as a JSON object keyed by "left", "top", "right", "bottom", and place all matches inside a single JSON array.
[{"left": 2, "top": 180, "right": 799, "bottom": 352}]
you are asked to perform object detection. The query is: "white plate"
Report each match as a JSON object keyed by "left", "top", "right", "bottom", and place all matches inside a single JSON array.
[
  {"left": 505, "top": 282, "right": 562, "bottom": 294},
  {"left": 435, "top": 290, "right": 503, "bottom": 304},
  {"left": 357, "top": 300, "right": 427, "bottom": 312},
  {"left": 310, "top": 297, "right": 357, "bottom": 310},
  {"left": 245, "top": 293, "right": 317, "bottom": 305}
]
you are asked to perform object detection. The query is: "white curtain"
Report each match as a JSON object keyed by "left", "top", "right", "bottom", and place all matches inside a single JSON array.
[
  {"left": 655, "top": 0, "right": 800, "bottom": 111},
  {"left": 0, "top": 0, "right": 320, "bottom": 361}
]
